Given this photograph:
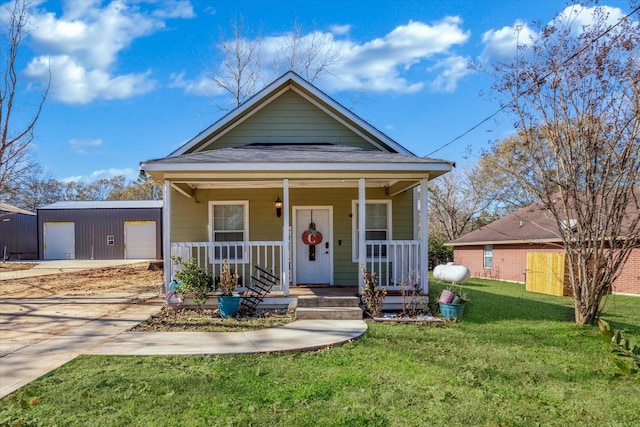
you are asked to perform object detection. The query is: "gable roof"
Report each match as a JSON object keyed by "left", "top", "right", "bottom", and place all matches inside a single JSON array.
[
  {"left": 170, "top": 71, "right": 414, "bottom": 157},
  {"left": 448, "top": 187, "right": 640, "bottom": 246}
]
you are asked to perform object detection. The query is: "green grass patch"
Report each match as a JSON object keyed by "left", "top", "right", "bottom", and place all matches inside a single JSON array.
[{"left": 2, "top": 278, "right": 639, "bottom": 426}]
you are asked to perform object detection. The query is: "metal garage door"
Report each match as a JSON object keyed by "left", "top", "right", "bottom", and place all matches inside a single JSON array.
[
  {"left": 124, "top": 221, "right": 156, "bottom": 259},
  {"left": 44, "top": 222, "right": 75, "bottom": 260}
]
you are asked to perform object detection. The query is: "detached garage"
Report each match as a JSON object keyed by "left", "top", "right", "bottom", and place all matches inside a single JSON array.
[{"left": 38, "top": 201, "right": 162, "bottom": 260}]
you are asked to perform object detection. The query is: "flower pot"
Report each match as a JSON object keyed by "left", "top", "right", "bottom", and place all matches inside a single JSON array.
[
  {"left": 439, "top": 302, "right": 465, "bottom": 320},
  {"left": 217, "top": 294, "right": 241, "bottom": 317}
]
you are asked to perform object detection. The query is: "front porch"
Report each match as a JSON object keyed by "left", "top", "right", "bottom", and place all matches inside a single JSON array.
[{"left": 168, "top": 238, "right": 426, "bottom": 297}]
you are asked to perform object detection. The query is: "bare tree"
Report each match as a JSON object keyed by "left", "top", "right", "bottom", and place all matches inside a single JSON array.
[
  {"left": 483, "top": 2, "right": 640, "bottom": 325},
  {"left": 210, "top": 18, "right": 341, "bottom": 110},
  {"left": 0, "top": 0, "right": 48, "bottom": 195},
  {"left": 0, "top": 162, "right": 62, "bottom": 211},
  {"left": 276, "top": 20, "right": 340, "bottom": 83},
  {"left": 211, "top": 15, "right": 263, "bottom": 109},
  {"left": 428, "top": 167, "right": 501, "bottom": 241}
]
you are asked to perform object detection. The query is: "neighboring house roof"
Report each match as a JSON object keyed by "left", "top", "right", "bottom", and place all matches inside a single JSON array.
[
  {"left": 448, "top": 202, "right": 561, "bottom": 246},
  {"left": 448, "top": 187, "right": 640, "bottom": 246},
  {"left": 39, "top": 201, "right": 163, "bottom": 210},
  {"left": 0, "top": 203, "right": 36, "bottom": 216},
  {"left": 169, "top": 71, "right": 414, "bottom": 157}
]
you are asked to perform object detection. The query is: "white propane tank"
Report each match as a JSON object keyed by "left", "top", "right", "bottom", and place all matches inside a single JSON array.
[{"left": 433, "top": 263, "right": 471, "bottom": 284}]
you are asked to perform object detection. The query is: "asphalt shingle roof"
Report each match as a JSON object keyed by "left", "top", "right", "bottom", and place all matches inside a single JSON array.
[{"left": 146, "top": 143, "right": 451, "bottom": 166}]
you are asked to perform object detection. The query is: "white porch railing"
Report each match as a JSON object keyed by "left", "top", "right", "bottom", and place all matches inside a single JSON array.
[
  {"left": 170, "top": 241, "right": 284, "bottom": 292},
  {"left": 365, "top": 240, "right": 422, "bottom": 289}
]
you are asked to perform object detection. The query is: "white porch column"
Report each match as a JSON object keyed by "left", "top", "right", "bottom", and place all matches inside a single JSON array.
[
  {"left": 282, "top": 179, "right": 290, "bottom": 296},
  {"left": 163, "top": 179, "right": 172, "bottom": 288},
  {"left": 358, "top": 178, "right": 366, "bottom": 288},
  {"left": 420, "top": 178, "right": 429, "bottom": 294}
]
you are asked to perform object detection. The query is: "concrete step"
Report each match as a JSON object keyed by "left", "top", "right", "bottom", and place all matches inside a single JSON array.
[
  {"left": 297, "top": 296, "right": 360, "bottom": 308},
  {"left": 295, "top": 307, "right": 363, "bottom": 320}
]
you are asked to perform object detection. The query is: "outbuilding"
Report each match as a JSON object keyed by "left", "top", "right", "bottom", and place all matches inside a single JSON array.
[
  {"left": 0, "top": 203, "right": 38, "bottom": 260},
  {"left": 37, "top": 200, "right": 163, "bottom": 260}
]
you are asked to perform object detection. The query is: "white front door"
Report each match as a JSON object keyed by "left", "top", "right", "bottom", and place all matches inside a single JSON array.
[{"left": 294, "top": 207, "right": 332, "bottom": 285}]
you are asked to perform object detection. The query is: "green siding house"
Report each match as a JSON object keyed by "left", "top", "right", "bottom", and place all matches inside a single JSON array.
[{"left": 141, "top": 72, "right": 453, "bottom": 296}]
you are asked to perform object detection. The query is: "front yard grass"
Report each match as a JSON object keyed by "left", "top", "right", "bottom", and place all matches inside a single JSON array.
[{"left": 1, "top": 278, "right": 639, "bottom": 426}]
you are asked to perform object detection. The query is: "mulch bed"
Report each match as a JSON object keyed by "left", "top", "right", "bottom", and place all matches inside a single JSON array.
[{"left": 131, "top": 306, "right": 295, "bottom": 332}]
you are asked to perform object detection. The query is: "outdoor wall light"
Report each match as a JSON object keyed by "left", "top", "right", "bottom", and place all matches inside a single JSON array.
[{"left": 275, "top": 196, "right": 283, "bottom": 218}]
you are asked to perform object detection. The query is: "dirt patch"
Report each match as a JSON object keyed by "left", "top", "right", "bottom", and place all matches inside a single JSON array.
[
  {"left": 0, "top": 262, "right": 162, "bottom": 298},
  {"left": 0, "top": 263, "right": 36, "bottom": 272}
]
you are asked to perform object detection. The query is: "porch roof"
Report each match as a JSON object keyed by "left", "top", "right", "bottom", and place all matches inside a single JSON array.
[{"left": 142, "top": 143, "right": 453, "bottom": 177}]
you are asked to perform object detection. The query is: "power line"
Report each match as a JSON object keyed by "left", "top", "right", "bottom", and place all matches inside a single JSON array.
[{"left": 425, "top": 3, "right": 640, "bottom": 158}]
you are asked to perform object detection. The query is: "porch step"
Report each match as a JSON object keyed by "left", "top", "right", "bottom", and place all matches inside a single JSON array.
[
  {"left": 295, "top": 296, "right": 363, "bottom": 320},
  {"left": 295, "top": 307, "right": 363, "bottom": 320},
  {"left": 297, "top": 296, "right": 360, "bottom": 308}
]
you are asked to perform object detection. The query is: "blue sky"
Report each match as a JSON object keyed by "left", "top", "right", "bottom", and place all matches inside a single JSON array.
[{"left": 6, "top": 0, "right": 632, "bottom": 183}]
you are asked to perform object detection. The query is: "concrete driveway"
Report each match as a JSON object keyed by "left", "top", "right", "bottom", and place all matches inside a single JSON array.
[{"left": 0, "top": 260, "right": 160, "bottom": 357}]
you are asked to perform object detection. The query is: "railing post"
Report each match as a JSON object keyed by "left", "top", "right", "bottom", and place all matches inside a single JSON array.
[
  {"left": 358, "top": 178, "right": 366, "bottom": 289},
  {"left": 420, "top": 178, "right": 429, "bottom": 294},
  {"left": 282, "top": 178, "right": 290, "bottom": 296},
  {"left": 163, "top": 180, "right": 172, "bottom": 288}
]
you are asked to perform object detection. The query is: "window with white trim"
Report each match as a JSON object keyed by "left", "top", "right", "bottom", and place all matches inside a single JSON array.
[
  {"left": 352, "top": 200, "right": 392, "bottom": 261},
  {"left": 209, "top": 201, "right": 248, "bottom": 261},
  {"left": 483, "top": 245, "right": 493, "bottom": 269}
]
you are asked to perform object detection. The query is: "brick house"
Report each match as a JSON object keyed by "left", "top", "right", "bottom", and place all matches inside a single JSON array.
[{"left": 447, "top": 193, "right": 640, "bottom": 296}]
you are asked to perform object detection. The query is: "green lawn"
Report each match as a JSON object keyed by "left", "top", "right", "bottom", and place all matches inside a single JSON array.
[{"left": 2, "top": 279, "right": 639, "bottom": 426}]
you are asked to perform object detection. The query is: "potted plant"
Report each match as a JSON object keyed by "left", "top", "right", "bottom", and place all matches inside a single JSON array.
[
  {"left": 216, "top": 259, "right": 240, "bottom": 317},
  {"left": 438, "top": 285, "right": 469, "bottom": 320},
  {"left": 171, "top": 256, "right": 213, "bottom": 312}
]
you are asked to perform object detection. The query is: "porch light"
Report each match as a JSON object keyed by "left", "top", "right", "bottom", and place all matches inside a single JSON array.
[{"left": 275, "top": 196, "right": 282, "bottom": 217}]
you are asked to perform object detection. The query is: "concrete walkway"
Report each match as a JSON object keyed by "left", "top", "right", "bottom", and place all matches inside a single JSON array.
[{"left": 0, "top": 300, "right": 367, "bottom": 399}]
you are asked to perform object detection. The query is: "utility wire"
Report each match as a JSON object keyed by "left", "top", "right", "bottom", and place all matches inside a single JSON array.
[{"left": 425, "top": 4, "right": 640, "bottom": 158}]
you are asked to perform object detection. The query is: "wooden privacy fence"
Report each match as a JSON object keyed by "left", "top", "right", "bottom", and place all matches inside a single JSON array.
[{"left": 525, "top": 252, "right": 572, "bottom": 296}]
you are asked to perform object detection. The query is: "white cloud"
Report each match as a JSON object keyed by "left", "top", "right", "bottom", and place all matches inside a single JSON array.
[
  {"left": 69, "top": 138, "right": 103, "bottom": 155},
  {"left": 23, "top": 0, "right": 192, "bottom": 104},
  {"left": 189, "top": 17, "right": 471, "bottom": 98},
  {"left": 25, "top": 55, "right": 156, "bottom": 104},
  {"left": 330, "top": 24, "right": 351, "bottom": 35},
  {"left": 169, "top": 71, "right": 225, "bottom": 97},
  {"left": 429, "top": 55, "right": 471, "bottom": 93},
  {"left": 152, "top": 0, "right": 195, "bottom": 19},
  {"left": 480, "top": 21, "right": 536, "bottom": 64},
  {"left": 480, "top": 4, "right": 627, "bottom": 65},
  {"left": 329, "top": 18, "right": 470, "bottom": 93}
]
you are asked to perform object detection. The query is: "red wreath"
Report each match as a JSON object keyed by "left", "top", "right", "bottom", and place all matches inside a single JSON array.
[{"left": 302, "top": 229, "right": 323, "bottom": 245}]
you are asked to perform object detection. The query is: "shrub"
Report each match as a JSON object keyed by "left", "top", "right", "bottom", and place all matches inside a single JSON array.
[
  {"left": 171, "top": 256, "right": 213, "bottom": 311},
  {"left": 360, "top": 265, "right": 387, "bottom": 318},
  {"left": 598, "top": 318, "right": 640, "bottom": 376}
]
